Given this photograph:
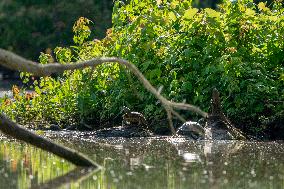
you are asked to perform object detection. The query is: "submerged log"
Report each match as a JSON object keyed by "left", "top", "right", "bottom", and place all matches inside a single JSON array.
[{"left": 0, "top": 114, "right": 98, "bottom": 167}]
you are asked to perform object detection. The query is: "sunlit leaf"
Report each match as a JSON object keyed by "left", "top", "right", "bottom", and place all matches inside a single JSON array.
[
  {"left": 245, "top": 9, "right": 255, "bottom": 17},
  {"left": 156, "top": 0, "right": 162, "bottom": 5},
  {"left": 258, "top": 2, "right": 270, "bottom": 12},
  {"left": 204, "top": 8, "right": 220, "bottom": 18},
  {"left": 183, "top": 8, "right": 198, "bottom": 19},
  {"left": 168, "top": 12, "right": 177, "bottom": 22}
]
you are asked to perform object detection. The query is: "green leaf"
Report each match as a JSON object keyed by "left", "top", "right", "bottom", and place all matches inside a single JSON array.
[
  {"left": 168, "top": 12, "right": 177, "bottom": 22},
  {"left": 258, "top": 2, "right": 269, "bottom": 12},
  {"left": 183, "top": 8, "right": 198, "bottom": 19},
  {"left": 142, "top": 60, "right": 152, "bottom": 71},
  {"left": 245, "top": 9, "right": 255, "bottom": 17},
  {"left": 204, "top": 8, "right": 220, "bottom": 18},
  {"left": 150, "top": 69, "right": 162, "bottom": 79}
]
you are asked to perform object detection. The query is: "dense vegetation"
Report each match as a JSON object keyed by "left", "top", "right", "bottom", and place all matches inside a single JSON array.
[
  {"left": 1, "top": 0, "right": 283, "bottom": 138},
  {"left": 0, "top": 0, "right": 273, "bottom": 60},
  {"left": 0, "top": 0, "right": 223, "bottom": 79}
]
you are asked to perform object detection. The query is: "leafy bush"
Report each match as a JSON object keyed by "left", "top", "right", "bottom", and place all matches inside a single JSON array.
[
  {"left": 1, "top": 0, "right": 283, "bottom": 135},
  {"left": 106, "top": 0, "right": 284, "bottom": 133}
]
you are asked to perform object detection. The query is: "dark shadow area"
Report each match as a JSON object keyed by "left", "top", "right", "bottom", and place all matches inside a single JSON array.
[{"left": 0, "top": 0, "right": 113, "bottom": 79}]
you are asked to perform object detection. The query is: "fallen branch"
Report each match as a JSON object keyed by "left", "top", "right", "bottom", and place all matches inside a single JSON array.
[
  {"left": 0, "top": 48, "right": 208, "bottom": 166},
  {"left": 0, "top": 48, "right": 208, "bottom": 127},
  {"left": 0, "top": 114, "right": 98, "bottom": 167}
]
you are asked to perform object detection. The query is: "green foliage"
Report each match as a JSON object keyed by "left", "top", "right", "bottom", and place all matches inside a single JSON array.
[
  {"left": 107, "top": 0, "right": 284, "bottom": 130},
  {"left": 1, "top": 0, "right": 283, "bottom": 133}
]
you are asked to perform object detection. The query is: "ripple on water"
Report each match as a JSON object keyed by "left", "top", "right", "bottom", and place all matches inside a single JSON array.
[{"left": 0, "top": 131, "right": 283, "bottom": 189}]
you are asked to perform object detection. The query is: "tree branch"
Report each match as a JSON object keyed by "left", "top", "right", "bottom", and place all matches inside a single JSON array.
[
  {"left": 0, "top": 48, "right": 209, "bottom": 166},
  {"left": 0, "top": 48, "right": 208, "bottom": 121}
]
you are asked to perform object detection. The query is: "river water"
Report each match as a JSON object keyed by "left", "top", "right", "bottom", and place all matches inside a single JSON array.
[{"left": 0, "top": 131, "right": 283, "bottom": 189}]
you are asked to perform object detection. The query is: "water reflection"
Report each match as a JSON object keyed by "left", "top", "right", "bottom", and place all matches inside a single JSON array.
[
  {"left": 0, "top": 133, "right": 283, "bottom": 189},
  {"left": 31, "top": 167, "right": 98, "bottom": 189},
  {"left": 0, "top": 137, "right": 76, "bottom": 188}
]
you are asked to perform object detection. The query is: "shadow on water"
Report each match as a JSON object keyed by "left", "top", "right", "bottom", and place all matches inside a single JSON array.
[{"left": 0, "top": 132, "right": 283, "bottom": 189}]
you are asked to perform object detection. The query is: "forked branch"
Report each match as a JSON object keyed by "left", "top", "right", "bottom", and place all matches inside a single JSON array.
[{"left": 0, "top": 48, "right": 208, "bottom": 133}]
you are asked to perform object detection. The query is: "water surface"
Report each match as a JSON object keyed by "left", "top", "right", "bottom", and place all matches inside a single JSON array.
[{"left": 0, "top": 132, "right": 283, "bottom": 189}]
